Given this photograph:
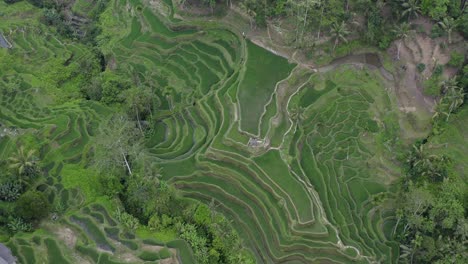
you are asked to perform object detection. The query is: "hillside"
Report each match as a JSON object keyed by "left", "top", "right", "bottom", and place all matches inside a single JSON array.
[{"left": 0, "top": 0, "right": 466, "bottom": 263}]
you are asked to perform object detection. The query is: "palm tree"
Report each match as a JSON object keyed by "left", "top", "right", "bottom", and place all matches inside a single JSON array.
[
  {"left": 124, "top": 86, "right": 154, "bottom": 133},
  {"left": 315, "top": 0, "right": 325, "bottom": 41},
  {"left": 393, "top": 208, "right": 404, "bottom": 236},
  {"left": 432, "top": 104, "right": 445, "bottom": 121},
  {"left": 299, "top": 0, "right": 321, "bottom": 44},
  {"left": 441, "top": 77, "right": 459, "bottom": 93},
  {"left": 438, "top": 17, "right": 457, "bottom": 44},
  {"left": 392, "top": 23, "right": 410, "bottom": 60},
  {"left": 442, "top": 84, "right": 465, "bottom": 121},
  {"left": 8, "top": 146, "right": 37, "bottom": 186},
  {"left": 408, "top": 144, "right": 427, "bottom": 167},
  {"left": 330, "top": 21, "right": 350, "bottom": 51},
  {"left": 401, "top": 0, "right": 421, "bottom": 21},
  {"left": 399, "top": 244, "right": 414, "bottom": 263},
  {"left": 399, "top": 233, "right": 423, "bottom": 264}
]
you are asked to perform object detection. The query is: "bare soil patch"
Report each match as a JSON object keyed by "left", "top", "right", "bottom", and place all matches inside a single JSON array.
[
  {"left": 119, "top": 252, "right": 140, "bottom": 263},
  {"left": 388, "top": 30, "right": 463, "bottom": 116},
  {"left": 140, "top": 244, "right": 179, "bottom": 263},
  {"left": 51, "top": 226, "right": 77, "bottom": 248}
]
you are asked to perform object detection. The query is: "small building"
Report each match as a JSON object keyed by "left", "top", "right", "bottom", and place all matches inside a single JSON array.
[
  {"left": 0, "top": 243, "right": 16, "bottom": 264},
  {"left": 248, "top": 138, "right": 263, "bottom": 147},
  {"left": 0, "top": 34, "right": 12, "bottom": 49}
]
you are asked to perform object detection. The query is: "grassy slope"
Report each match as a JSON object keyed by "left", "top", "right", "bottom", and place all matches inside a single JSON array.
[{"left": 238, "top": 40, "right": 295, "bottom": 135}]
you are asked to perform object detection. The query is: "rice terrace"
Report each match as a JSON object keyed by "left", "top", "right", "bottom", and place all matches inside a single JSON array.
[{"left": 0, "top": 0, "right": 467, "bottom": 263}]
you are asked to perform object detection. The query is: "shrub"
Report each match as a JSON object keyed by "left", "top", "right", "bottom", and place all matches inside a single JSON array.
[
  {"left": 457, "top": 13, "right": 468, "bottom": 37},
  {"left": 148, "top": 214, "right": 161, "bottom": 231},
  {"left": 194, "top": 204, "right": 211, "bottom": 226},
  {"left": 98, "top": 174, "right": 122, "bottom": 197},
  {"left": 460, "top": 65, "right": 468, "bottom": 88},
  {"left": 417, "top": 63, "right": 426, "bottom": 73},
  {"left": 139, "top": 251, "right": 160, "bottom": 261},
  {"left": 424, "top": 76, "right": 442, "bottom": 96},
  {"left": 0, "top": 205, "right": 14, "bottom": 225},
  {"left": 378, "top": 35, "right": 393, "bottom": 50},
  {"left": 448, "top": 51, "right": 465, "bottom": 68},
  {"left": 430, "top": 25, "right": 444, "bottom": 38},
  {"left": 0, "top": 182, "right": 22, "bottom": 201},
  {"left": 43, "top": 8, "right": 61, "bottom": 26},
  {"left": 434, "top": 64, "right": 444, "bottom": 76},
  {"left": 54, "top": 199, "right": 66, "bottom": 215},
  {"left": 114, "top": 208, "right": 139, "bottom": 230},
  {"left": 7, "top": 218, "right": 32, "bottom": 233},
  {"left": 416, "top": 25, "right": 426, "bottom": 34},
  {"left": 161, "top": 214, "right": 173, "bottom": 229},
  {"left": 16, "top": 191, "right": 51, "bottom": 221},
  {"left": 159, "top": 248, "right": 172, "bottom": 259},
  {"left": 99, "top": 71, "right": 131, "bottom": 104}
]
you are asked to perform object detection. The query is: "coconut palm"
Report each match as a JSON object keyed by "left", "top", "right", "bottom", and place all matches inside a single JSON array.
[
  {"left": 442, "top": 84, "right": 465, "bottom": 121},
  {"left": 401, "top": 0, "right": 421, "bottom": 21},
  {"left": 8, "top": 146, "right": 38, "bottom": 185},
  {"left": 432, "top": 104, "right": 445, "bottom": 121},
  {"left": 399, "top": 244, "right": 414, "bottom": 263},
  {"left": 330, "top": 21, "right": 350, "bottom": 51},
  {"left": 392, "top": 22, "right": 410, "bottom": 60},
  {"left": 408, "top": 144, "right": 427, "bottom": 167},
  {"left": 438, "top": 17, "right": 457, "bottom": 44},
  {"left": 441, "top": 77, "right": 459, "bottom": 93}
]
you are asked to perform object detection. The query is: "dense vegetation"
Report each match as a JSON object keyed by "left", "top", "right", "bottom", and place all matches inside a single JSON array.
[
  {"left": 0, "top": 0, "right": 466, "bottom": 263},
  {"left": 193, "top": 0, "right": 467, "bottom": 50},
  {"left": 393, "top": 68, "right": 468, "bottom": 263}
]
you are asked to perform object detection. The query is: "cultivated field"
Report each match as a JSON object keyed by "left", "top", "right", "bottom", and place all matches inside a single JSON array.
[{"left": 0, "top": 0, "right": 405, "bottom": 263}]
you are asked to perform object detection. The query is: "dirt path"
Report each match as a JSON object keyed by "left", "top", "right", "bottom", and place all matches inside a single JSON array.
[{"left": 221, "top": 8, "right": 466, "bottom": 119}]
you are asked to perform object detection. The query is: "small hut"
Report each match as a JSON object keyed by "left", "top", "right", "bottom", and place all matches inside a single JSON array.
[
  {"left": 0, "top": 243, "right": 16, "bottom": 264},
  {"left": 248, "top": 137, "right": 263, "bottom": 147},
  {"left": 0, "top": 34, "right": 12, "bottom": 49}
]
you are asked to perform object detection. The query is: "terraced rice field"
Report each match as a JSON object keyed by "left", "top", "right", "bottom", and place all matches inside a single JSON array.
[
  {"left": 111, "top": 0, "right": 400, "bottom": 263},
  {"left": 0, "top": 0, "right": 402, "bottom": 263},
  {"left": 5, "top": 201, "right": 191, "bottom": 263}
]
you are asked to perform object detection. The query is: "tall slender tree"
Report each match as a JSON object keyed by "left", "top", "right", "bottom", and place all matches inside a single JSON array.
[
  {"left": 442, "top": 83, "right": 465, "bottom": 121},
  {"left": 330, "top": 21, "right": 350, "bottom": 51},
  {"left": 123, "top": 86, "right": 154, "bottom": 133},
  {"left": 392, "top": 22, "right": 410, "bottom": 60},
  {"left": 315, "top": 0, "right": 325, "bottom": 41},
  {"left": 401, "top": 0, "right": 421, "bottom": 21},
  {"left": 8, "top": 146, "right": 38, "bottom": 186},
  {"left": 94, "top": 115, "right": 141, "bottom": 175},
  {"left": 438, "top": 17, "right": 457, "bottom": 44}
]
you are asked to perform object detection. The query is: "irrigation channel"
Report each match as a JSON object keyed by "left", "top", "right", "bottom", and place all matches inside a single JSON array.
[{"left": 0, "top": 0, "right": 401, "bottom": 262}]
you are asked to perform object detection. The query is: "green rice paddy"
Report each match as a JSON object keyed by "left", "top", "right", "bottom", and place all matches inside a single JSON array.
[{"left": 0, "top": 0, "right": 405, "bottom": 263}]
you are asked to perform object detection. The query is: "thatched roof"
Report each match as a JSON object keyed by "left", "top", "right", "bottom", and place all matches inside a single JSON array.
[
  {"left": 0, "top": 243, "right": 16, "bottom": 264},
  {"left": 0, "top": 34, "right": 12, "bottom": 49}
]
